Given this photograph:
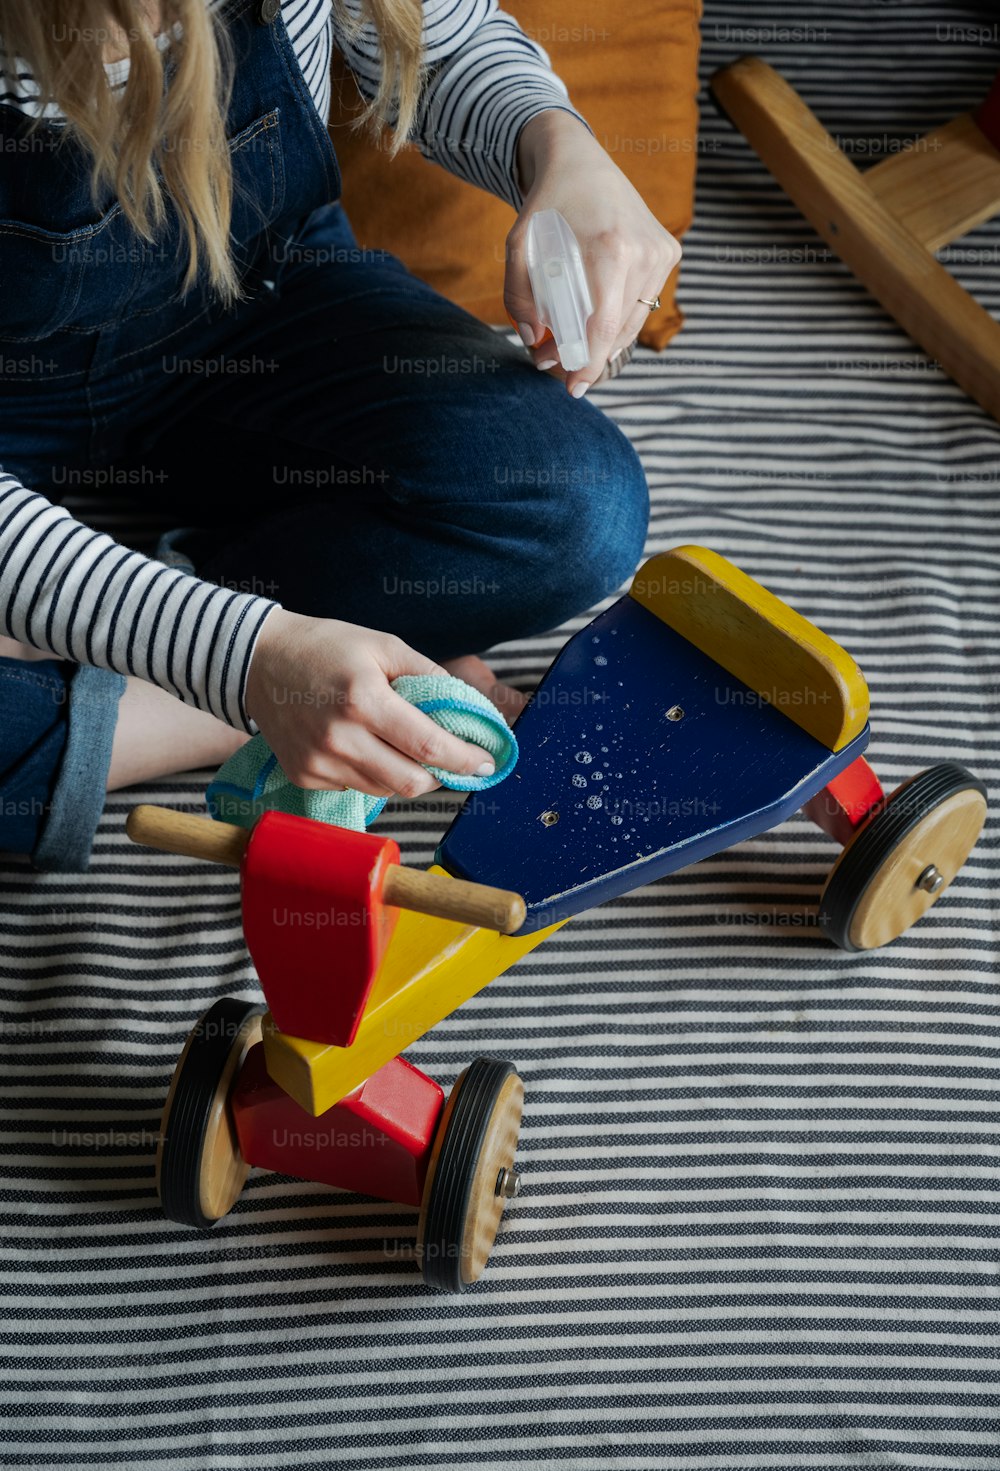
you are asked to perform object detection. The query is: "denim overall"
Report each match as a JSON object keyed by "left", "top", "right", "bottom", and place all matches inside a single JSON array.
[
  {"left": 0, "top": 0, "right": 342, "bottom": 869},
  {"left": 0, "top": 0, "right": 338, "bottom": 344},
  {"left": 0, "top": 0, "right": 648, "bottom": 870}
]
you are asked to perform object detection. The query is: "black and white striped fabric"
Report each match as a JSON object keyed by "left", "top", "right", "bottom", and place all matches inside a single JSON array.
[{"left": 3, "top": 0, "right": 999, "bottom": 1465}]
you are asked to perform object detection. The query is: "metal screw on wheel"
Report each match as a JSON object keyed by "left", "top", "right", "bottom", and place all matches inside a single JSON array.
[
  {"left": 157, "top": 997, "right": 264, "bottom": 1229},
  {"left": 417, "top": 1057, "right": 524, "bottom": 1293},
  {"left": 818, "top": 762, "right": 987, "bottom": 952}
]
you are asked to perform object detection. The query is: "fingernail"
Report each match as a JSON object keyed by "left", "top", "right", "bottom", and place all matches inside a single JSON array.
[
  {"left": 517, "top": 321, "right": 537, "bottom": 348},
  {"left": 536, "top": 358, "right": 558, "bottom": 371},
  {"left": 476, "top": 759, "right": 496, "bottom": 775},
  {"left": 570, "top": 381, "right": 589, "bottom": 399}
]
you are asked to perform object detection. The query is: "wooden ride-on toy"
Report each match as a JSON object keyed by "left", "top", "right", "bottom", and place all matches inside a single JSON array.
[
  {"left": 132, "top": 545, "right": 987, "bottom": 1291},
  {"left": 128, "top": 807, "right": 531, "bottom": 1292},
  {"left": 709, "top": 57, "right": 1000, "bottom": 423}
]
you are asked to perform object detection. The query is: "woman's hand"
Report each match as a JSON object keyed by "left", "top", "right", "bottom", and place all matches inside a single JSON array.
[
  {"left": 505, "top": 110, "right": 682, "bottom": 397},
  {"left": 244, "top": 608, "right": 497, "bottom": 797}
]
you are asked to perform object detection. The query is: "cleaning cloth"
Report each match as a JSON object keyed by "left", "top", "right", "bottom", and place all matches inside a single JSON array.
[{"left": 205, "top": 673, "right": 518, "bottom": 830}]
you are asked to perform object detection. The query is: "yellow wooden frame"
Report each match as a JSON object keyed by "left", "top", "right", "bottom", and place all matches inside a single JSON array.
[
  {"left": 629, "top": 545, "right": 869, "bottom": 751},
  {"left": 262, "top": 867, "right": 566, "bottom": 1115}
]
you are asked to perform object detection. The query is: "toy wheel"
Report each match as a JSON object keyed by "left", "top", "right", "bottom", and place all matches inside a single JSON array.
[
  {"left": 157, "top": 997, "right": 264, "bottom": 1229},
  {"left": 819, "top": 762, "right": 987, "bottom": 951},
  {"left": 417, "top": 1057, "right": 524, "bottom": 1293}
]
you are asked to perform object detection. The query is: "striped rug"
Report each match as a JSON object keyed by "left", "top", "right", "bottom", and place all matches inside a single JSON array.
[{"left": 3, "top": 1, "right": 999, "bottom": 1465}]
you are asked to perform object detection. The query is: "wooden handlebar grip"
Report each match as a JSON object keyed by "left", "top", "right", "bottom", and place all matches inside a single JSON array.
[
  {"left": 126, "top": 804, "right": 527, "bottom": 932},
  {"left": 383, "top": 866, "right": 526, "bottom": 934},
  {"left": 125, "top": 805, "right": 249, "bottom": 867}
]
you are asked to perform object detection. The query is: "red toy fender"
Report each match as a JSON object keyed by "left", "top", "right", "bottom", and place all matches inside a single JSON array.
[
  {"left": 232, "top": 1044, "right": 444, "bottom": 1208},
  {"left": 241, "top": 811, "right": 401, "bottom": 1048}
]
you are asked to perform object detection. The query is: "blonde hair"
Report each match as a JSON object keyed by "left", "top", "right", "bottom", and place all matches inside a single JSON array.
[{"left": 0, "top": 0, "right": 425, "bottom": 303}]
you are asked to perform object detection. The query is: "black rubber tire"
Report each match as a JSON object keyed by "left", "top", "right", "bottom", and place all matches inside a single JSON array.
[
  {"left": 420, "top": 1057, "right": 519, "bottom": 1294},
  {"left": 818, "top": 762, "right": 987, "bottom": 952},
  {"left": 158, "top": 997, "right": 263, "bottom": 1229}
]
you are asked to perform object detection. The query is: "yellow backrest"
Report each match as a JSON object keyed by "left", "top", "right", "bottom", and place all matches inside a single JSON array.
[{"left": 629, "top": 545, "right": 869, "bottom": 752}]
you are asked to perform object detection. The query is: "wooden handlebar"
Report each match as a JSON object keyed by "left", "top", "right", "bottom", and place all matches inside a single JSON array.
[
  {"left": 126, "top": 804, "right": 251, "bottom": 866},
  {"left": 380, "top": 865, "right": 525, "bottom": 935},
  {"left": 125, "top": 805, "right": 527, "bottom": 934}
]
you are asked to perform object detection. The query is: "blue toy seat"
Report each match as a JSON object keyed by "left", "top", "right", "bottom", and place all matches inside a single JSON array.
[{"left": 437, "top": 592, "right": 869, "bottom": 934}]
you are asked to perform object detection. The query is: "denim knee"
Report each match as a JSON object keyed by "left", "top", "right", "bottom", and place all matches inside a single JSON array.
[{"left": 516, "top": 397, "right": 650, "bottom": 622}]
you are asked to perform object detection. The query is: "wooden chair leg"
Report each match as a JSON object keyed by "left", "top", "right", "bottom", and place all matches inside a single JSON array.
[
  {"left": 710, "top": 56, "right": 1000, "bottom": 424},
  {"left": 865, "top": 113, "right": 1000, "bottom": 252}
]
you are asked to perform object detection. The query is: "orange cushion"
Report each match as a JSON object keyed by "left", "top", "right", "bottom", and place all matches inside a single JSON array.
[{"left": 326, "top": 0, "right": 702, "bottom": 350}]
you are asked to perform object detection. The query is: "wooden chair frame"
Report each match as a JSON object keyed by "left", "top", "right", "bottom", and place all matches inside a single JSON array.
[{"left": 710, "top": 58, "right": 1000, "bottom": 422}]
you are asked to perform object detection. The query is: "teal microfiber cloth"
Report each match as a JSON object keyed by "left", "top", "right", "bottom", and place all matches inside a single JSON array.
[{"left": 205, "top": 673, "right": 518, "bottom": 830}]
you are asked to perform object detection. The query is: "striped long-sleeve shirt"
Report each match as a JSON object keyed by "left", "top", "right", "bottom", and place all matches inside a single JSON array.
[{"left": 0, "top": 0, "right": 588, "bottom": 729}]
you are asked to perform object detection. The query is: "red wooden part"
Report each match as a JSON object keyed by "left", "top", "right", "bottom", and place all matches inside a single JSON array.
[
  {"left": 974, "top": 69, "right": 1000, "bottom": 152},
  {"left": 231, "top": 1044, "right": 444, "bottom": 1207},
  {"left": 239, "top": 810, "right": 401, "bottom": 1048},
  {"left": 801, "top": 755, "right": 885, "bottom": 846}
]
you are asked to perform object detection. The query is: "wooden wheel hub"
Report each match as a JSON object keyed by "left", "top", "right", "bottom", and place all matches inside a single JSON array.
[
  {"left": 820, "top": 764, "right": 987, "bottom": 951},
  {"left": 417, "top": 1058, "right": 524, "bottom": 1292}
]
